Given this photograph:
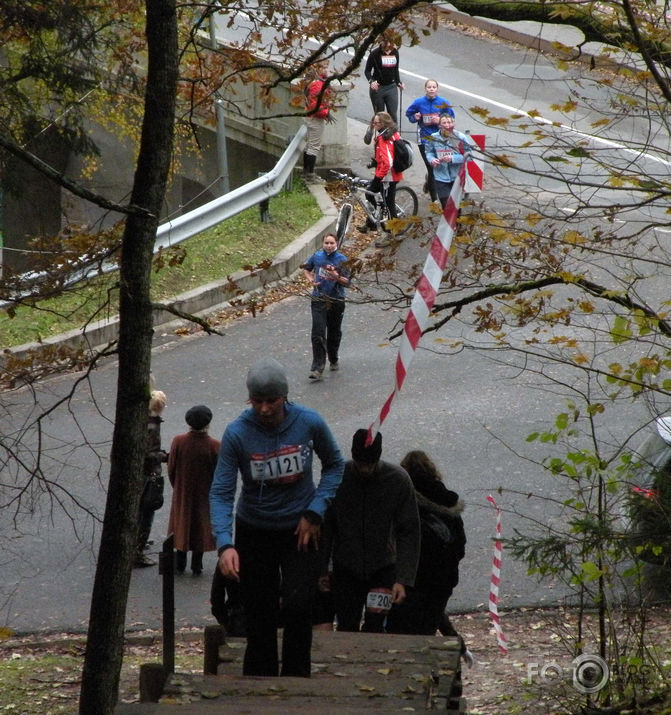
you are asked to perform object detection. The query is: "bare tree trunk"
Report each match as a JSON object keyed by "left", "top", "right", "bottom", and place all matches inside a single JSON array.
[{"left": 79, "top": 1, "right": 178, "bottom": 712}]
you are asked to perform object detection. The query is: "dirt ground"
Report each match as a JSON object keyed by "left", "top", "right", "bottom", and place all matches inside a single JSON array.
[
  {"left": 456, "top": 605, "right": 671, "bottom": 714},
  {"left": 2, "top": 604, "right": 670, "bottom": 713}
]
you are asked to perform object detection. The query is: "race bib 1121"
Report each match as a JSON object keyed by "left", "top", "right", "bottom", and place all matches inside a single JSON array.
[{"left": 249, "top": 444, "right": 305, "bottom": 485}]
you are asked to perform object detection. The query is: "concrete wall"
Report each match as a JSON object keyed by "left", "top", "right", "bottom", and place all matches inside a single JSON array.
[{"left": 1, "top": 78, "right": 351, "bottom": 274}]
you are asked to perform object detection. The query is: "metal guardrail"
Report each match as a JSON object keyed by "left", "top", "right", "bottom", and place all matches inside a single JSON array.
[
  {"left": 0, "top": 125, "right": 306, "bottom": 311},
  {"left": 154, "top": 125, "right": 305, "bottom": 251}
]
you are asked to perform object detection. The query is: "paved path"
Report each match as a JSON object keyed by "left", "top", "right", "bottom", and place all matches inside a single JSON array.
[{"left": 2, "top": 10, "right": 630, "bottom": 639}]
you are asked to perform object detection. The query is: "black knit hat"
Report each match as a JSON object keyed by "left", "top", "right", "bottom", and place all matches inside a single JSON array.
[
  {"left": 185, "top": 405, "right": 212, "bottom": 430},
  {"left": 351, "top": 429, "right": 382, "bottom": 463}
]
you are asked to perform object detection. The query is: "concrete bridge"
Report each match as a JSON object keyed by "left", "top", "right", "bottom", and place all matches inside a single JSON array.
[{"left": 1, "top": 63, "right": 351, "bottom": 274}]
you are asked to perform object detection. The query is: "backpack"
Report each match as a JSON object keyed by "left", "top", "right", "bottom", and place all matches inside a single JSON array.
[{"left": 392, "top": 137, "right": 414, "bottom": 172}]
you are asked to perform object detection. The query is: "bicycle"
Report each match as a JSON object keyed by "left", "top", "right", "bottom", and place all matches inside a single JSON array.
[{"left": 330, "top": 170, "right": 419, "bottom": 248}]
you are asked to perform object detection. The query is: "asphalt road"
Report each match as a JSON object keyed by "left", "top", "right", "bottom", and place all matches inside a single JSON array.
[{"left": 1, "top": 17, "right": 654, "bottom": 635}]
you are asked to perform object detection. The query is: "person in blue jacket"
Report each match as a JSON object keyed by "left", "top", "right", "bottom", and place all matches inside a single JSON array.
[
  {"left": 302, "top": 232, "right": 351, "bottom": 381},
  {"left": 405, "top": 79, "right": 455, "bottom": 203},
  {"left": 210, "top": 356, "right": 345, "bottom": 678},
  {"left": 424, "top": 113, "right": 473, "bottom": 209}
]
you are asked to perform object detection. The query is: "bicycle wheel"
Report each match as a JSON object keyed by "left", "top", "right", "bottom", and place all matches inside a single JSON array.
[
  {"left": 335, "top": 202, "right": 353, "bottom": 248},
  {"left": 393, "top": 186, "right": 419, "bottom": 235}
]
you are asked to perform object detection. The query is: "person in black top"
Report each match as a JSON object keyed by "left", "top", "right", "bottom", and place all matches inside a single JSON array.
[
  {"left": 364, "top": 35, "right": 405, "bottom": 123},
  {"left": 322, "top": 430, "right": 420, "bottom": 633},
  {"left": 386, "top": 450, "right": 466, "bottom": 636},
  {"left": 134, "top": 390, "right": 168, "bottom": 568}
]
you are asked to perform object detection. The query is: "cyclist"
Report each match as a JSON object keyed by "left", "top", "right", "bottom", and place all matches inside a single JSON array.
[{"left": 357, "top": 111, "right": 403, "bottom": 246}]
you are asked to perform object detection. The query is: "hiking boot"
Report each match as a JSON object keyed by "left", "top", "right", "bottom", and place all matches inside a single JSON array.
[
  {"left": 308, "top": 369, "right": 323, "bottom": 380},
  {"left": 375, "top": 236, "right": 394, "bottom": 248},
  {"left": 305, "top": 173, "right": 325, "bottom": 184},
  {"left": 133, "top": 554, "right": 156, "bottom": 568},
  {"left": 356, "top": 223, "right": 370, "bottom": 234},
  {"left": 329, "top": 362, "right": 339, "bottom": 371}
]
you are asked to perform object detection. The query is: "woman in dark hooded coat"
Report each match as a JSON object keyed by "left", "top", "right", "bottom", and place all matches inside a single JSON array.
[{"left": 386, "top": 450, "right": 465, "bottom": 636}]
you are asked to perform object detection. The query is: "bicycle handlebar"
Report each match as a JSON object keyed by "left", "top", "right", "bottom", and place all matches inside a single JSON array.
[{"left": 329, "top": 169, "right": 368, "bottom": 188}]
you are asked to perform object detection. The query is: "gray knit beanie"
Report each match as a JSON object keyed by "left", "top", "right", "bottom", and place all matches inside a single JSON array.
[{"left": 246, "top": 357, "right": 289, "bottom": 399}]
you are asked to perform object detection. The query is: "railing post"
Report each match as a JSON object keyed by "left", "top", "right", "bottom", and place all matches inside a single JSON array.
[
  {"left": 138, "top": 534, "right": 175, "bottom": 702},
  {"left": 258, "top": 172, "right": 273, "bottom": 223},
  {"left": 159, "top": 533, "right": 175, "bottom": 675}
]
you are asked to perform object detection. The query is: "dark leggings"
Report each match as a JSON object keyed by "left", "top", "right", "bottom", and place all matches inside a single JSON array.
[
  {"left": 369, "top": 84, "right": 399, "bottom": 124},
  {"left": 419, "top": 144, "right": 437, "bottom": 201}
]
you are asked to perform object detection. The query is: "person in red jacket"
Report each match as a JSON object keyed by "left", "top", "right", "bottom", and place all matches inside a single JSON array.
[
  {"left": 357, "top": 111, "right": 403, "bottom": 247},
  {"left": 303, "top": 60, "right": 331, "bottom": 184}
]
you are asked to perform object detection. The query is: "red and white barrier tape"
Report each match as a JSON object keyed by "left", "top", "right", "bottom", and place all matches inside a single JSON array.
[
  {"left": 487, "top": 495, "right": 508, "bottom": 654},
  {"left": 464, "top": 134, "right": 485, "bottom": 193},
  {"left": 366, "top": 165, "right": 467, "bottom": 443}
]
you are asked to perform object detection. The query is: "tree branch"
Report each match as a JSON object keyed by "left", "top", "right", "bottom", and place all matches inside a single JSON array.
[
  {"left": 151, "top": 302, "right": 225, "bottom": 335},
  {"left": 447, "top": 0, "right": 671, "bottom": 72},
  {"left": 0, "top": 134, "right": 154, "bottom": 218},
  {"left": 390, "top": 274, "right": 671, "bottom": 339}
]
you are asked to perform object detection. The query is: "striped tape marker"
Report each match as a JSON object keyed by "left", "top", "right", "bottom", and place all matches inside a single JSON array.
[
  {"left": 464, "top": 134, "right": 485, "bottom": 193},
  {"left": 487, "top": 495, "right": 508, "bottom": 654},
  {"left": 366, "top": 162, "right": 467, "bottom": 444}
]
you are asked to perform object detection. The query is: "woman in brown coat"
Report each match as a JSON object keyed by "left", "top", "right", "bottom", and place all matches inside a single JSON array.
[{"left": 167, "top": 405, "right": 220, "bottom": 575}]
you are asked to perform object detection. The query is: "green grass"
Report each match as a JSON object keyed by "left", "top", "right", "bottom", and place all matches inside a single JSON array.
[{"left": 0, "top": 184, "right": 320, "bottom": 348}]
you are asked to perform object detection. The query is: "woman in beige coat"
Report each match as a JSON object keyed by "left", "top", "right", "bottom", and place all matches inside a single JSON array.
[{"left": 167, "top": 405, "right": 220, "bottom": 575}]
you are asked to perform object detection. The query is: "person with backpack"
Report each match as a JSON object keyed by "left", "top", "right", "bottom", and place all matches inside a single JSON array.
[
  {"left": 405, "top": 80, "right": 455, "bottom": 203},
  {"left": 357, "top": 111, "right": 405, "bottom": 247},
  {"left": 385, "top": 450, "right": 466, "bottom": 639},
  {"left": 134, "top": 390, "right": 169, "bottom": 568},
  {"left": 364, "top": 35, "right": 405, "bottom": 123},
  {"left": 424, "top": 113, "right": 473, "bottom": 209}
]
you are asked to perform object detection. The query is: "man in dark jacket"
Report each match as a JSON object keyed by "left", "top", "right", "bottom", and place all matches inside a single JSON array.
[{"left": 322, "top": 429, "right": 420, "bottom": 632}]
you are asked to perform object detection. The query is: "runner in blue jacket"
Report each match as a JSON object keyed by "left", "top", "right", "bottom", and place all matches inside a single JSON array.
[
  {"left": 424, "top": 113, "right": 473, "bottom": 209},
  {"left": 405, "top": 79, "right": 455, "bottom": 202},
  {"left": 302, "top": 233, "right": 351, "bottom": 380},
  {"left": 210, "top": 357, "right": 345, "bottom": 678}
]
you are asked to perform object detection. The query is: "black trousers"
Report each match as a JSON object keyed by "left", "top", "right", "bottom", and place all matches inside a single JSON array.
[
  {"left": 175, "top": 550, "right": 203, "bottom": 573},
  {"left": 236, "top": 520, "right": 320, "bottom": 677},
  {"left": 310, "top": 299, "right": 345, "bottom": 371},
  {"left": 435, "top": 180, "right": 455, "bottom": 210},
  {"left": 137, "top": 507, "right": 154, "bottom": 555},
  {"left": 365, "top": 177, "right": 397, "bottom": 229},
  {"left": 332, "top": 564, "right": 396, "bottom": 633},
  {"left": 385, "top": 586, "right": 453, "bottom": 635}
]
